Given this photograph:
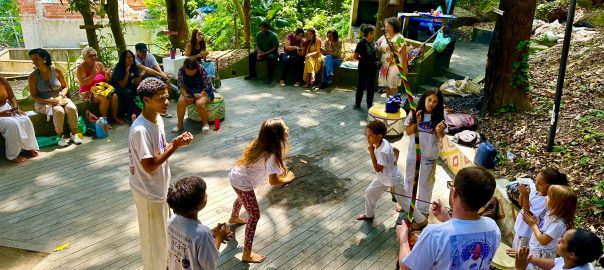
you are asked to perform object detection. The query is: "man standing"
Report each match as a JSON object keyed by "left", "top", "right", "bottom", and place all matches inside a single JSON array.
[
  {"left": 128, "top": 77, "right": 193, "bottom": 269},
  {"left": 244, "top": 21, "right": 279, "bottom": 84},
  {"left": 396, "top": 166, "right": 501, "bottom": 270}
]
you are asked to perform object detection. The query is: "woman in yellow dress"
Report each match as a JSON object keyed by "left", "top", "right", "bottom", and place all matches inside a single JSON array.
[{"left": 302, "top": 28, "right": 323, "bottom": 88}]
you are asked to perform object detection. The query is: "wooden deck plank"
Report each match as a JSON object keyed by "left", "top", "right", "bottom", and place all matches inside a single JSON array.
[{"left": 0, "top": 78, "right": 420, "bottom": 269}]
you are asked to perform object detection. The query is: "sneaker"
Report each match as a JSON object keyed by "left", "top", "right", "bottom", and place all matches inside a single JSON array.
[
  {"left": 70, "top": 133, "right": 82, "bottom": 145},
  {"left": 57, "top": 138, "right": 69, "bottom": 147},
  {"left": 352, "top": 104, "right": 360, "bottom": 110},
  {"left": 244, "top": 75, "right": 257, "bottom": 80},
  {"left": 161, "top": 113, "right": 173, "bottom": 118}
]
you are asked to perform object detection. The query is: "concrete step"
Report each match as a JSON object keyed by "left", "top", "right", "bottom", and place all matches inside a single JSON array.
[
  {"left": 429, "top": 76, "right": 449, "bottom": 87},
  {"left": 417, "top": 84, "right": 435, "bottom": 93},
  {"left": 442, "top": 67, "right": 469, "bottom": 80}
]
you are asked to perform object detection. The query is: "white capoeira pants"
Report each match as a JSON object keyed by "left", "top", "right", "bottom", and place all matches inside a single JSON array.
[
  {"left": 132, "top": 190, "right": 169, "bottom": 270},
  {"left": 364, "top": 177, "right": 426, "bottom": 223},
  {"left": 404, "top": 157, "right": 437, "bottom": 214},
  {"left": 0, "top": 103, "right": 39, "bottom": 160}
]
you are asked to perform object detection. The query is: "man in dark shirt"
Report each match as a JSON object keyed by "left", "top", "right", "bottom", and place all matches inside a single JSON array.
[{"left": 245, "top": 21, "right": 279, "bottom": 84}]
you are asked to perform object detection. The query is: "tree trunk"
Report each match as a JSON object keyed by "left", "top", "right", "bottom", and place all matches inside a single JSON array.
[
  {"left": 80, "top": 0, "right": 99, "bottom": 52},
  {"left": 376, "top": 0, "right": 404, "bottom": 35},
  {"left": 482, "top": 0, "right": 536, "bottom": 114},
  {"left": 232, "top": 0, "right": 244, "bottom": 26},
  {"left": 104, "top": 0, "right": 127, "bottom": 52},
  {"left": 165, "top": 0, "right": 189, "bottom": 49},
  {"left": 243, "top": 0, "right": 251, "bottom": 49}
]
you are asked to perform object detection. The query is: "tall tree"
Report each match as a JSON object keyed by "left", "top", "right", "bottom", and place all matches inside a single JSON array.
[
  {"left": 243, "top": 0, "right": 251, "bottom": 48},
  {"left": 104, "top": 0, "right": 127, "bottom": 52},
  {"left": 482, "top": 0, "right": 536, "bottom": 113},
  {"left": 375, "top": 0, "right": 404, "bottom": 35},
  {"left": 62, "top": 0, "right": 99, "bottom": 52},
  {"left": 165, "top": 0, "right": 189, "bottom": 49}
]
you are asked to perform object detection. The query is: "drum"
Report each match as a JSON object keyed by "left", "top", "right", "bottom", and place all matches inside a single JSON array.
[
  {"left": 186, "top": 92, "right": 225, "bottom": 122},
  {"left": 367, "top": 103, "right": 407, "bottom": 137},
  {"left": 490, "top": 243, "right": 515, "bottom": 270}
]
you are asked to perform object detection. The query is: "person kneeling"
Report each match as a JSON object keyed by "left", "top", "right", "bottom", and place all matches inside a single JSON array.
[{"left": 173, "top": 58, "right": 214, "bottom": 133}]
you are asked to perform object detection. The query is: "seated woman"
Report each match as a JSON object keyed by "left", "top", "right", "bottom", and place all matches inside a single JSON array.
[
  {"left": 302, "top": 28, "right": 323, "bottom": 88},
  {"left": 111, "top": 50, "right": 144, "bottom": 122},
  {"left": 279, "top": 28, "right": 305, "bottom": 87},
  {"left": 173, "top": 58, "right": 214, "bottom": 133},
  {"left": 77, "top": 47, "right": 123, "bottom": 124},
  {"left": 0, "top": 76, "right": 39, "bottom": 163},
  {"left": 28, "top": 48, "right": 81, "bottom": 147},
  {"left": 319, "top": 29, "right": 343, "bottom": 89},
  {"left": 185, "top": 29, "right": 216, "bottom": 79}
]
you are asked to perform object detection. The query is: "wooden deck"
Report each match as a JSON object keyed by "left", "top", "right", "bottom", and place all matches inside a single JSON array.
[{"left": 0, "top": 77, "right": 451, "bottom": 269}]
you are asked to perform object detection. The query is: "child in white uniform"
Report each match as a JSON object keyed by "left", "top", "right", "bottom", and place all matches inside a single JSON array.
[
  {"left": 511, "top": 168, "right": 568, "bottom": 248},
  {"left": 357, "top": 120, "right": 427, "bottom": 229},
  {"left": 403, "top": 89, "right": 446, "bottom": 215},
  {"left": 515, "top": 229, "right": 602, "bottom": 270},
  {"left": 521, "top": 185, "right": 578, "bottom": 270}
]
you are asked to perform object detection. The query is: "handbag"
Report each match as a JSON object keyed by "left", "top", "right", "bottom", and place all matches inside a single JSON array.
[{"left": 90, "top": 82, "right": 115, "bottom": 98}]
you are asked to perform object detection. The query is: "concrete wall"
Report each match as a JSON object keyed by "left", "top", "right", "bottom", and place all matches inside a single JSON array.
[{"left": 20, "top": 16, "right": 152, "bottom": 49}]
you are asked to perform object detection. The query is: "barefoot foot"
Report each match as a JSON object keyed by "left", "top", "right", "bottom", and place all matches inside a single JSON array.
[
  {"left": 242, "top": 251, "right": 266, "bottom": 263},
  {"left": 356, "top": 214, "right": 374, "bottom": 221},
  {"left": 228, "top": 217, "right": 247, "bottom": 225}
]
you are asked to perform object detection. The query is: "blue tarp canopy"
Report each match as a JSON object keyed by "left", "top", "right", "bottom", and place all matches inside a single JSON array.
[{"left": 198, "top": 6, "right": 216, "bottom": 13}]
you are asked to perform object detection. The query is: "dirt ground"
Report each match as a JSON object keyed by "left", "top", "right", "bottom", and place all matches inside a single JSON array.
[{"left": 0, "top": 246, "right": 47, "bottom": 270}]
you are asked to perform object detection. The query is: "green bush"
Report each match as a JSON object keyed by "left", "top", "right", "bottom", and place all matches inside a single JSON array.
[{"left": 0, "top": 0, "right": 24, "bottom": 47}]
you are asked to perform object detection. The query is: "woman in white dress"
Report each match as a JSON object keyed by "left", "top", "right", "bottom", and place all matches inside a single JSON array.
[
  {"left": 376, "top": 17, "right": 408, "bottom": 96},
  {"left": 0, "top": 76, "right": 39, "bottom": 163}
]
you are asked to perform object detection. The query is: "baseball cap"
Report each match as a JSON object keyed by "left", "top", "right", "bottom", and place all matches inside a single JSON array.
[{"left": 135, "top": 43, "right": 148, "bottom": 53}]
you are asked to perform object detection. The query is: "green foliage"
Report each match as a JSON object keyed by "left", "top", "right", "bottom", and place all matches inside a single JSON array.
[
  {"left": 455, "top": 0, "right": 500, "bottom": 19},
  {"left": 535, "top": 0, "right": 568, "bottom": 21},
  {"left": 0, "top": 0, "right": 24, "bottom": 47},
  {"left": 511, "top": 40, "right": 531, "bottom": 93},
  {"left": 496, "top": 102, "right": 516, "bottom": 115},
  {"left": 141, "top": 0, "right": 171, "bottom": 51},
  {"left": 98, "top": 33, "right": 119, "bottom": 66},
  {"left": 590, "top": 181, "right": 604, "bottom": 218}
]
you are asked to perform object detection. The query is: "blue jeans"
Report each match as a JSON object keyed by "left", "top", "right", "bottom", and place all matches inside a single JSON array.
[{"left": 322, "top": 54, "right": 342, "bottom": 83}]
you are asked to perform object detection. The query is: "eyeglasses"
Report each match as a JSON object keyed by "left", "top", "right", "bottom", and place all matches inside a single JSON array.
[{"left": 447, "top": 181, "right": 454, "bottom": 189}]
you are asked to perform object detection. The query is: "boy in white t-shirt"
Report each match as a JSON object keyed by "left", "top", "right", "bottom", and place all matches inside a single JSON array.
[
  {"left": 515, "top": 229, "right": 603, "bottom": 270},
  {"left": 356, "top": 120, "right": 427, "bottom": 229},
  {"left": 167, "top": 176, "right": 232, "bottom": 270},
  {"left": 128, "top": 77, "right": 193, "bottom": 269},
  {"left": 396, "top": 166, "right": 501, "bottom": 270}
]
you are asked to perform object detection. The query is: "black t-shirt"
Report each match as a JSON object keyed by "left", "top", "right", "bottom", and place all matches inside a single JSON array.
[{"left": 355, "top": 38, "right": 377, "bottom": 69}]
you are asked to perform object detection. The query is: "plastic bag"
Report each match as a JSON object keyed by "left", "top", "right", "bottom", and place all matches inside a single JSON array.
[
  {"left": 385, "top": 93, "right": 403, "bottom": 113},
  {"left": 36, "top": 136, "right": 62, "bottom": 148},
  {"left": 432, "top": 32, "right": 451, "bottom": 53},
  {"left": 439, "top": 77, "right": 469, "bottom": 96},
  {"left": 78, "top": 116, "right": 87, "bottom": 134}
]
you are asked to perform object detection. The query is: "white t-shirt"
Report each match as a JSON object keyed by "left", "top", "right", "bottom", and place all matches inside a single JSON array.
[
  {"left": 529, "top": 212, "right": 567, "bottom": 253},
  {"left": 552, "top": 257, "right": 594, "bottom": 270},
  {"left": 514, "top": 182, "right": 547, "bottom": 238},
  {"left": 229, "top": 154, "right": 282, "bottom": 191},
  {"left": 128, "top": 115, "right": 171, "bottom": 201},
  {"left": 403, "top": 217, "right": 502, "bottom": 270},
  {"left": 374, "top": 138, "right": 403, "bottom": 186},
  {"left": 136, "top": 52, "right": 159, "bottom": 69},
  {"left": 167, "top": 215, "right": 219, "bottom": 270},
  {"left": 404, "top": 113, "right": 443, "bottom": 160}
]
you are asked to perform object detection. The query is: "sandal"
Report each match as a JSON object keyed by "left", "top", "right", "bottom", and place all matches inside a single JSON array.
[
  {"left": 279, "top": 80, "right": 286, "bottom": 87},
  {"left": 171, "top": 126, "right": 183, "bottom": 133},
  {"left": 202, "top": 125, "right": 210, "bottom": 133},
  {"left": 356, "top": 214, "right": 374, "bottom": 221},
  {"left": 9, "top": 156, "right": 27, "bottom": 163}
]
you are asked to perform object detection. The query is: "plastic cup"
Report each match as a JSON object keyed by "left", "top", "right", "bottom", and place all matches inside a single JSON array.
[{"left": 214, "top": 119, "right": 220, "bottom": 130}]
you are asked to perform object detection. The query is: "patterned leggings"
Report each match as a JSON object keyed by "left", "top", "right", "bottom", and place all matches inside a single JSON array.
[{"left": 230, "top": 187, "right": 260, "bottom": 251}]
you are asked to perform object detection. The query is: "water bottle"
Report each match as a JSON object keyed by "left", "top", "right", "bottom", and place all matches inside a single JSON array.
[{"left": 170, "top": 48, "right": 176, "bottom": 59}]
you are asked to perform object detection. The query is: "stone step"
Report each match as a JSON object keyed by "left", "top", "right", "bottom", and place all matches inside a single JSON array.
[{"left": 442, "top": 67, "right": 470, "bottom": 80}]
